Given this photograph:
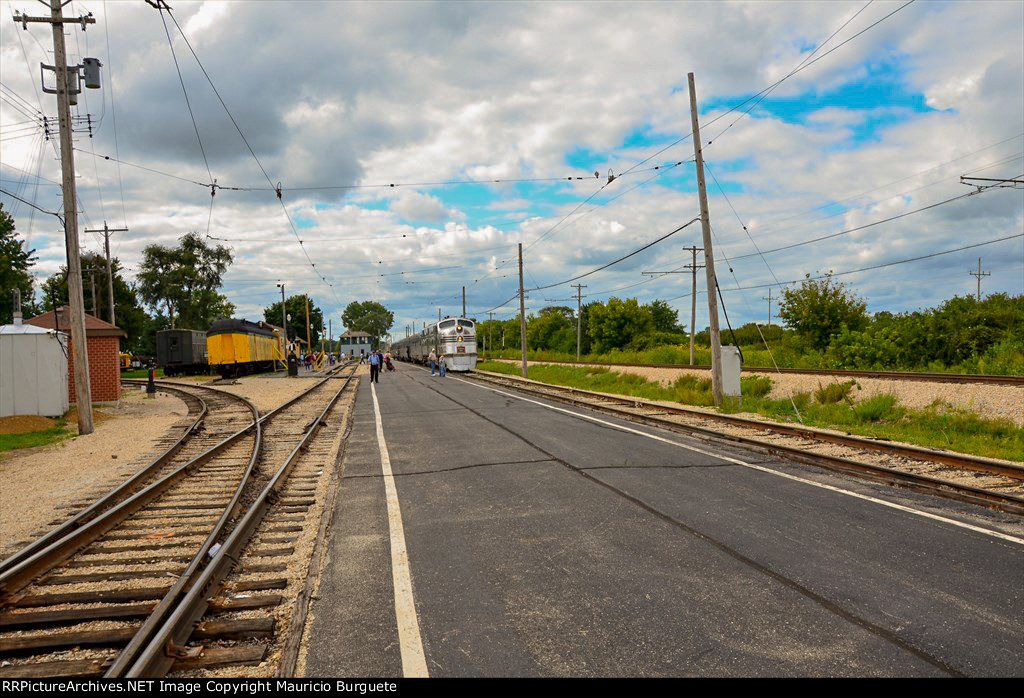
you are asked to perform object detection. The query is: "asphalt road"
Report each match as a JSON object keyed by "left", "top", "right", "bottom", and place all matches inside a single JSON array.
[{"left": 304, "top": 362, "right": 1024, "bottom": 677}]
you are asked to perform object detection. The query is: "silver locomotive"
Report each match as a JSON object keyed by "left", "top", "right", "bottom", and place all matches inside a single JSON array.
[{"left": 392, "top": 316, "right": 477, "bottom": 372}]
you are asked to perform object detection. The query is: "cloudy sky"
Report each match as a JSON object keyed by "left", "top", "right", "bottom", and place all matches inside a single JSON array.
[{"left": 2, "top": 0, "right": 1022, "bottom": 339}]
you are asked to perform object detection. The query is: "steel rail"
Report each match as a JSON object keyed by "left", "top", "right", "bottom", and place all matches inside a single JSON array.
[
  {"left": 0, "top": 384, "right": 208, "bottom": 577},
  {"left": 473, "top": 371, "right": 1024, "bottom": 480},
  {"left": 466, "top": 372, "right": 1024, "bottom": 515},
  {"left": 105, "top": 363, "right": 353, "bottom": 677},
  {"left": 0, "top": 389, "right": 260, "bottom": 603},
  {"left": 119, "top": 367, "right": 356, "bottom": 677},
  {"left": 490, "top": 358, "right": 1024, "bottom": 386}
]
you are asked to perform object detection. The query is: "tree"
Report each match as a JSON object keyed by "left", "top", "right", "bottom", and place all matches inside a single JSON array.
[
  {"left": 136, "top": 232, "right": 233, "bottom": 329},
  {"left": 587, "top": 297, "right": 654, "bottom": 353},
  {"left": 265, "top": 294, "right": 324, "bottom": 346},
  {"left": 0, "top": 204, "right": 38, "bottom": 324},
  {"left": 527, "top": 306, "right": 575, "bottom": 352},
  {"left": 778, "top": 273, "right": 868, "bottom": 351},
  {"left": 645, "top": 299, "right": 681, "bottom": 333},
  {"left": 342, "top": 301, "right": 394, "bottom": 346},
  {"left": 41, "top": 252, "right": 148, "bottom": 352}
]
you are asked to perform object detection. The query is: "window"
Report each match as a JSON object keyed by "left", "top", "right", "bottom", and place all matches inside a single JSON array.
[{"left": 439, "top": 320, "right": 456, "bottom": 329}]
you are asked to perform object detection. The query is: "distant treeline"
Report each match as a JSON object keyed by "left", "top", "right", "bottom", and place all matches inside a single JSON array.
[{"left": 480, "top": 289, "right": 1024, "bottom": 375}]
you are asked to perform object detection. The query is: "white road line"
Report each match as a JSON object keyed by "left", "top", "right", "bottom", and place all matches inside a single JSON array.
[
  {"left": 371, "top": 382, "right": 429, "bottom": 677},
  {"left": 454, "top": 376, "right": 1024, "bottom": 547}
]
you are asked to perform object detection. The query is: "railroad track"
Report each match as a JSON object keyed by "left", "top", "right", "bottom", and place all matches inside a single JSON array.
[
  {"left": 485, "top": 358, "right": 1024, "bottom": 386},
  {"left": 0, "top": 381, "right": 253, "bottom": 578},
  {"left": 0, "top": 364, "right": 358, "bottom": 678},
  {"left": 464, "top": 370, "right": 1024, "bottom": 515}
]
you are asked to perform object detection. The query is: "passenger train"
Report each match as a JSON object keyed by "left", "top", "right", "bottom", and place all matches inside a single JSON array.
[{"left": 392, "top": 316, "right": 477, "bottom": 372}]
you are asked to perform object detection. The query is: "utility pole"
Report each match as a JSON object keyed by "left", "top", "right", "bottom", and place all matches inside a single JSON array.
[
  {"left": 304, "top": 294, "right": 311, "bottom": 350},
  {"left": 462, "top": 286, "right": 466, "bottom": 318},
  {"left": 969, "top": 257, "right": 990, "bottom": 301},
  {"left": 762, "top": 288, "right": 773, "bottom": 327},
  {"left": 688, "top": 72, "right": 723, "bottom": 406},
  {"left": 88, "top": 266, "right": 98, "bottom": 316},
  {"left": 571, "top": 284, "right": 586, "bottom": 361},
  {"left": 438, "top": 307, "right": 441, "bottom": 323},
  {"left": 15, "top": 2, "right": 99, "bottom": 434},
  {"left": 277, "top": 283, "right": 288, "bottom": 356},
  {"left": 488, "top": 311, "right": 494, "bottom": 360},
  {"left": 641, "top": 245, "right": 702, "bottom": 365},
  {"left": 84, "top": 222, "right": 127, "bottom": 326},
  {"left": 685, "top": 246, "right": 703, "bottom": 366},
  {"left": 518, "top": 242, "right": 528, "bottom": 378}
]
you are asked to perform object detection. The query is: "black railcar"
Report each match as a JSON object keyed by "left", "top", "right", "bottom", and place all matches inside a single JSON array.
[{"left": 156, "top": 329, "right": 209, "bottom": 376}]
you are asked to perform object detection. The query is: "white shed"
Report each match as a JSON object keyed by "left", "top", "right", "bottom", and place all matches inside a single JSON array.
[{"left": 0, "top": 324, "right": 70, "bottom": 418}]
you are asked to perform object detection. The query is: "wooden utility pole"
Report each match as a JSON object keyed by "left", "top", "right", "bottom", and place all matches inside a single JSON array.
[
  {"left": 304, "top": 294, "right": 311, "bottom": 350},
  {"left": 88, "top": 267, "right": 98, "bottom": 316},
  {"left": 688, "top": 72, "right": 723, "bottom": 406},
  {"left": 518, "top": 243, "right": 528, "bottom": 378},
  {"left": 15, "top": 2, "right": 97, "bottom": 433},
  {"left": 85, "top": 222, "right": 127, "bottom": 326},
  {"left": 462, "top": 286, "right": 466, "bottom": 318},
  {"left": 571, "top": 283, "right": 586, "bottom": 361},
  {"left": 641, "top": 245, "right": 702, "bottom": 365},
  {"left": 685, "top": 246, "right": 703, "bottom": 366},
  {"left": 277, "top": 284, "right": 288, "bottom": 357},
  {"left": 969, "top": 257, "right": 990, "bottom": 301},
  {"left": 488, "top": 311, "right": 494, "bottom": 360},
  {"left": 762, "top": 288, "right": 773, "bottom": 327}
]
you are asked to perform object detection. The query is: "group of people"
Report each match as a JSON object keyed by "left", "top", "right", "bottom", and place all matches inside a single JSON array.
[
  {"left": 427, "top": 349, "right": 446, "bottom": 377},
  {"left": 367, "top": 349, "right": 395, "bottom": 383}
]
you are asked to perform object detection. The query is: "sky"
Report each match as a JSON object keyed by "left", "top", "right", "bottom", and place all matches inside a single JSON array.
[{"left": 1, "top": 0, "right": 1022, "bottom": 340}]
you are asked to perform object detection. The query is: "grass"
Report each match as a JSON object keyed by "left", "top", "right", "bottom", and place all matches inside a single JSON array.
[
  {"left": 122, "top": 368, "right": 164, "bottom": 379},
  {"left": 476, "top": 361, "right": 1024, "bottom": 462},
  {"left": 0, "top": 419, "right": 72, "bottom": 453}
]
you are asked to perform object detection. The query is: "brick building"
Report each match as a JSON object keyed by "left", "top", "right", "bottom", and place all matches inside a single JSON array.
[{"left": 24, "top": 307, "right": 125, "bottom": 403}]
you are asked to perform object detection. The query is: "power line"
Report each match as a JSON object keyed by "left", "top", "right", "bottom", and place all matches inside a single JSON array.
[
  {"left": 665, "top": 233, "right": 1023, "bottom": 301},
  {"left": 157, "top": 4, "right": 212, "bottom": 183},
  {"left": 720, "top": 186, "right": 1003, "bottom": 264},
  {"left": 704, "top": 0, "right": 876, "bottom": 146},
  {"left": 617, "top": 0, "right": 916, "bottom": 178},
  {"left": 526, "top": 217, "right": 700, "bottom": 292}
]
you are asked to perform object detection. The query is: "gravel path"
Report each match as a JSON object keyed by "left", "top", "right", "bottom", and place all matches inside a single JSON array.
[{"left": 513, "top": 361, "right": 1024, "bottom": 427}]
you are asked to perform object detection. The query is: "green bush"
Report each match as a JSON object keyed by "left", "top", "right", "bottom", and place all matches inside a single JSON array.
[
  {"left": 813, "top": 380, "right": 858, "bottom": 404},
  {"left": 852, "top": 394, "right": 903, "bottom": 423}
]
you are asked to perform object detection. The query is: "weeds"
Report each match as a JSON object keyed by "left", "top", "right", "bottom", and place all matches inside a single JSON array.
[{"left": 476, "top": 361, "right": 1023, "bottom": 461}]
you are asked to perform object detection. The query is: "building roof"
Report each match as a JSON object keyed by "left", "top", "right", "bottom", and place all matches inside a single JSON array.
[
  {"left": 340, "top": 330, "right": 372, "bottom": 338},
  {"left": 0, "top": 323, "right": 67, "bottom": 336},
  {"left": 25, "top": 306, "right": 126, "bottom": 338}
]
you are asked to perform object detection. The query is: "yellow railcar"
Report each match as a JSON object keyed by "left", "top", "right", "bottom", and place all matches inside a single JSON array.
[{"left": 207, "top": 319, "right": 284, "bottom": 377}]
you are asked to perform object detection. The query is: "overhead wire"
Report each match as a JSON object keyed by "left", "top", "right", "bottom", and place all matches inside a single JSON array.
[
  {"left": 719, "top": 186, "right": 1004, "bottom": 264},
  {"left": 665, "top": 232, "right": 1023, "bottom": 300},
  {"left": 704, "top": 0, "right": 876, "bottom": 146},
  {"left": 617, "top": 0, "right": 916, "bottom": 179}
]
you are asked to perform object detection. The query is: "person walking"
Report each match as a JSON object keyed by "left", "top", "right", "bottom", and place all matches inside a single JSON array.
[
  {"left": 368, "top": 350, "right": 381, "bottom": 383},
  {"left": 428, "top": 348, "right": 438, "bottom": 376}
]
